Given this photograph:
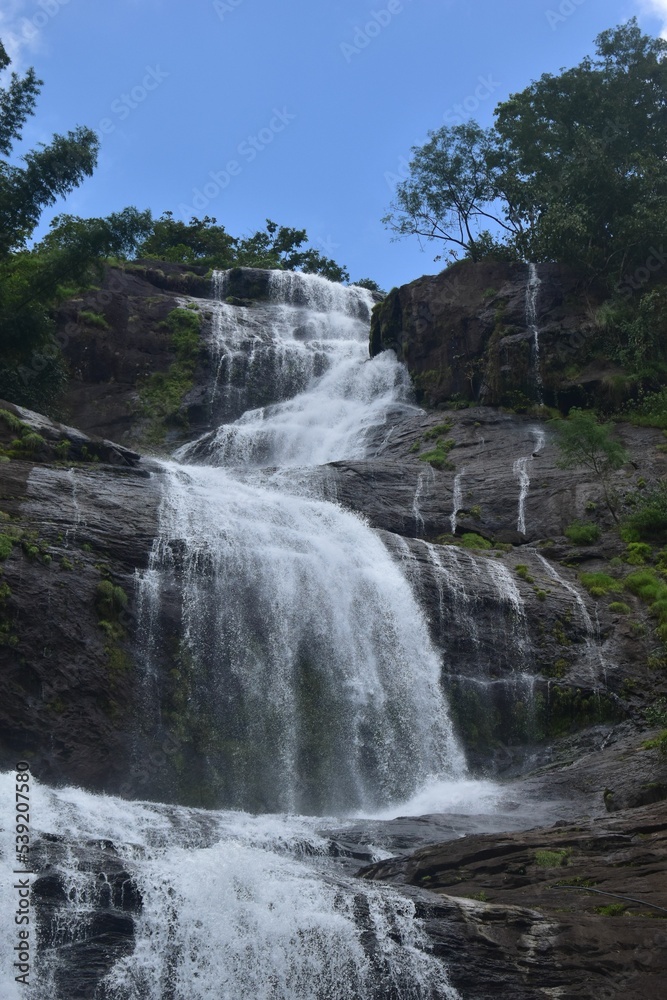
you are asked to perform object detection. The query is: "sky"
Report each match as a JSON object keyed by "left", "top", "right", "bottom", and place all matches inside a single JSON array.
[{"left": 1, "top": 0, "right": 666, "bottom": 290}]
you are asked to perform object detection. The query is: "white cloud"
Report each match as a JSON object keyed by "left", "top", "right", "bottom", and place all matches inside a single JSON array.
[
  {"left": 0, "top": 0, "right": 47, "bottom": 68},
  {"left": 639, "top": 0, "right": 667, "bottom": 39}
]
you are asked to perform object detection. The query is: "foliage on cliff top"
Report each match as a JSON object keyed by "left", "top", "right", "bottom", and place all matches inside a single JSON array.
[{"left": 384, "top": 19, "right": 667, "bottom": 287}]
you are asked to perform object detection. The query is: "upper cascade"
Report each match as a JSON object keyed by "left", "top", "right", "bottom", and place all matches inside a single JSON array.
[{"left": 180, "top": 269, "right": 418, "bottom": 468}]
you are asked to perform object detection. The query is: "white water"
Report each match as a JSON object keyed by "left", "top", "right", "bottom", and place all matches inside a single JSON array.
[
  {"left": 526, "top": 263, "right": 543, "bottom": 403},
  {"left": 0, "top": 774, "right": 460, "bottom": 1000},
  {"left": 449, "top": 468, "right": 466, "bottom": 535},
  {"left": 513, "top": 428, "right": 546, "bottom": 535},
  {"left": 0, "top": 271, "right": 499, "bottom": 997}
]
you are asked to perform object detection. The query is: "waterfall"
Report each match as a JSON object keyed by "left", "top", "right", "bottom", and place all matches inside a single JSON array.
[
  {"left": 514, "top": 428, "right": 546, "bottom": 535},
  {"left": 526, "top": 263, "right": 543, "bottom": 403},
  {"left": 0, "top": 774, "right": 460, "bottom": 1000},
  {"left": 7, "top": 271, "right": 491, "bottom": 996},
  {"left": 450, "top": 468, "right": 465, "bottom": 535}
]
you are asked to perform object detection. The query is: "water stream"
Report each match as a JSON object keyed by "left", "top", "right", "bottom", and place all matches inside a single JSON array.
[{"left": 2, "top": 271, "right": 495, "bottom": 998}]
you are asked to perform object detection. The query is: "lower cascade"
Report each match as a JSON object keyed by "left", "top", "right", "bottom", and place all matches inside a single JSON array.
[{"left": 2, "top": 271, "right": 485, "bottom": 998}]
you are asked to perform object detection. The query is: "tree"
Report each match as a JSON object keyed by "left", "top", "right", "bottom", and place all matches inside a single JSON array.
[
  {"left": 383, "top": 123, "right": 523, "bottom": 262},
  {"left": 384, "top": 20, "right": 667, "bottom": 282},
  {"left": 493, "top": 19, "right": 667, "bottom": 278},
  {"left": 137, "top": 214, "right": 350, "bottom": 282},
  {"left": 0, "top": 40, "right": 99, "bottom": 258},
  {"left": 551, "top": 409, "right": 628, "bottom": 520}
]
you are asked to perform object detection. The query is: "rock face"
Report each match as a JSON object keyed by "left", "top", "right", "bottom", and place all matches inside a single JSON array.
[
  {"left": 360, "top": 798, "right": 667, "bottom": 999},
  {"left": 370, "top": 261, "right": 617, "bottom": 409}
]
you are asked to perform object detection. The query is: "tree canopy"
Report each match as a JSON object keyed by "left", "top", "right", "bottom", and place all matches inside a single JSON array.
[
  {"left": 137, "top": 214, "right": 350, "bottom": 282},
  {"left": 384, "top": 19, "right": 667, "bottom": 284}
]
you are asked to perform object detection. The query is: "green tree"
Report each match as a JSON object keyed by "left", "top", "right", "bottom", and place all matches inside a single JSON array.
[
  {"left": 384, "top": 20, "right": 667, "bottom": 282},
  {"left": 0, "top": 41, "right": 98, "bottom": 257},
  {"left": 552, "top": 409, "right": 628, "bottom": 521},
  {"left": 493, "top": 19, "right": 667, "bottom": 278},
  {"left": 0, "top": 39, "right": 102, "bottom": 407},
  {"left": 383, "top": 123, "right": 523, "bottom": 262},
  {"left": 138, "top": 214, "right": 350, "bottom": 282}
]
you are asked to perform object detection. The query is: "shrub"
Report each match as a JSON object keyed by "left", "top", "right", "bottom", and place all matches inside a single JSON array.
[
  {"left": 0, "top": 534, "right": 13, "bottom": 560},
  {"left": 95, "top": 580, "right": 128, "bottom": 618},
  {"left": 644, "top": 698, "right": 667, "bottom": 727},
  {"left": 641, "top": 730, "right": 667, "bottom": 755},
  {"left": 535, "top": 849, "right": 570, "bottom": 868},
  {"left": 460, "top": 533, "right": 492, "bottom": 550},
  {"left": 594, "top": 903, "right": 626, "bottom": 916},
  {"left": 423, "top": 421, "right": 453, "bottom": 440},
  {"left": 515, "top": 564, "right": 534, "bottom": 582},
  {"left": 78, "top": 309, "right": 109, "bottom": 329},
  {"left": 419, "top": 438, "right": 455, "bottom": 470},
  {"left": 623, "top": 542, "right": 652, "bottom": 565},
  {"left": 621, "top": 482, "right": 667, "bottom": 543},
  {"left": 564, "top": 521, "right": 600, "bottom": 545},
  {"left": 580, "top": 572, "right": 624, "bottom": 598}
]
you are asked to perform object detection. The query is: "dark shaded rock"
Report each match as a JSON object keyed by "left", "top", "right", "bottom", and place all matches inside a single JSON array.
[
  {"left": 369, "top": 260, "right": 608, "bottom": 409},
  {"left": 360, "top": 800, "right": 667, "bottom": 999}
]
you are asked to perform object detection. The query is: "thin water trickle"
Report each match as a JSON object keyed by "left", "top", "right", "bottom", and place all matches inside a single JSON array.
[
  {"left": 526, "top": 263, "right": 543, "bottom": 403},
  {"left": 514, "top": 427, "right": 546, "bottom": 535}
]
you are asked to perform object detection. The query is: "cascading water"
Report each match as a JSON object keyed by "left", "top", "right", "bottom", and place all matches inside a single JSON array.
[
  {"left": 1, "top": 271, "right": 484, "bottom": 998},
  {"left": 513, "top": 428, "right": 546, "bottom": 535},
  {"left": 526, "top": 263, "right": 543, "bottom": 403}
]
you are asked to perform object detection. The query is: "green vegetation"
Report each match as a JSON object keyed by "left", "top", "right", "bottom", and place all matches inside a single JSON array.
[
  {"left": 515, "top": 564, "right": 534, "bottom": 582},
  {"left": 78, "top": 309, "right": 109, "bottom": 329},
  {"left": 139, "top": 307, "right": 202, "bottom": 444},
  {"left": 642, "top": 730, "right": 667, "bottom": 755},
  {"left": 138, "top": 214, "right": 349, "bottom": 282},
  {"left": 621, "top": 483, "right": 667, "bottom": 543},
  {"left": 645, "top": 698, "right": 667, "bottom": 727},
  {"left": 383, "top": 19, "right": 667, "bottom": 286},
  {"left": 624, "top": 568, "right": 667, "bottom": 641},
  {"left": 551, "top": 410, "right": 628, "bottom": 520},
  {"left": 608, "top": 602, "right": 632, "bottom": 615},
  {"left": 460, "top": 533, "right": 492, "bottom": 550},
  {"left": 419, "top": 435, "right": 455, "bottom": 470},
  {"left": 535, "top": 849, "right": 570, "bottom": 868},
  {"left": 95, "top": 580, "right": 128, "bottom": 618},
  {"left": 579, "top": 572, "right": 624, "bottom": 598},
  {"left": 594, "top": 903, "right": 627, "bottom": 917},
  {"left": 564, "top": 521, "right": 600, "bottom": 545}
]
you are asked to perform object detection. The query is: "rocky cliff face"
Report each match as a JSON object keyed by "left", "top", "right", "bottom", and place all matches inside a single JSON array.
[{"left": 370, "top": 261, "right": 621, "bottom": 410}]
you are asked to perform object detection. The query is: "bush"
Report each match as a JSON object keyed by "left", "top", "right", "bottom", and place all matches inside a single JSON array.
[
  {"left": 419, "top": 436, "right": 455, "bottom": 470},
  {"left": 0, "top": 534, "right": 13, "bottom": 560},
  {"left": 621, "top": 482, "right": 667, "bottom": 542},
  {"left": 608, "top": 602, "right": 632, "bottom": 615},
  {"left": 580, "top": 572, "right": 624, "bottom": 598},
  {"left": 95, "top": 580, "right": 128, "bottom": 618},
  {"left": 565, "top": 521, "right": 600, "bottom": 545},
  {"left": 460, "top": 533, "right": 492, "bottom": 550},
  {"left": 594, "top": 903, "right": 627, "bottom": 916},
  {"left": 535, "top": 849, "right": 570, "bottom": 868},
  {"left": 623, "top": 542, "right": 652, "bottom": 565},
  {"left": 78, "top": 310, "right": 109, "bottom": 330},
  {"left": 641, "top": 730, "right": 667, "bottom": 755}
]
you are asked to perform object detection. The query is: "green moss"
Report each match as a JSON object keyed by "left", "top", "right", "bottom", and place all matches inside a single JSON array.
[
  {"left": 460, "top": 533, "right": 492, "bottom": 550},
  {"left": 515, "top": 564, "right": 534, "bottom": 583},
  {"left": 608, "top": 601, "right": 632, "bottom": 615},
  {"left": 60, "top": 558, "right": 73, "bottom": 571},
  {"left": 579, "top": 572, "right": 624, "bottom": 598},
  {"left": 54, "top": 439, "right": 71, "bottom": 459},
  {"left": 535, "top": 849, "right": 571, "bottom": 868},
  {"left": 564, "top": 521, "right": 600, "bottom": 545},
  {"left": 0, "top": 534, "right": 13, "bottom": 560},
  {"left": 15, "top": 432, "right": 46, "bottom": 454},
  {"left": 409, "top": 440, "right": 421, "bottom": 454}
]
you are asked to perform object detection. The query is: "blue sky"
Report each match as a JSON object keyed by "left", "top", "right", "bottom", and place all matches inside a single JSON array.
[{"left": 1, "top": 0, "right": 665, "bottom": 289}]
